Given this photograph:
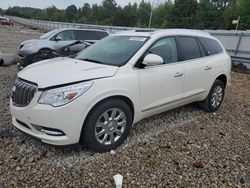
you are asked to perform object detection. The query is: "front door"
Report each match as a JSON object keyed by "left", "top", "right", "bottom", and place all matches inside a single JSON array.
[
  {"left": 53, "top": 30, "right": 76, "bottom": 50},
  {"left": 138, "top": 37, "right": 185, "bottom": 118}
]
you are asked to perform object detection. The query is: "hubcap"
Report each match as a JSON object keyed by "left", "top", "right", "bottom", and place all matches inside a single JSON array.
[
  {"left": 95, "top": 108, "right": 127, "bottom": 145},
  {"left": 211, "top": 85, "right": 223, "bottom": 108}
]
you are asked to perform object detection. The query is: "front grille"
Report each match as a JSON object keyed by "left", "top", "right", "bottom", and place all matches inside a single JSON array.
[{"left": 12, "top": 79, "right": 37, "bottom": 107}]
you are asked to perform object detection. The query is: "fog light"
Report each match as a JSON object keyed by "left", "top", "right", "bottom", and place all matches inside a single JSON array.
[{"left": 31, "top": 124, "right": 65, "bottom": 136}]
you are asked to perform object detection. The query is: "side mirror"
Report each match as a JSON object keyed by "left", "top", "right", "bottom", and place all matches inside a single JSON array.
[
  {"left": 55, "top": 35, "right": 62, "bottom": 41},
  {"left": 142, "top": 54, "right": 164, "bottom": 66}
]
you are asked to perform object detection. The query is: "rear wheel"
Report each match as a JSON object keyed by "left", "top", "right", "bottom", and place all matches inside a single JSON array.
[
  {"left": 82, "top": 99, "right": 133, "bottom": 152},
  {"left": 200, "top": 80, "right": 225, "bottom": 112}
]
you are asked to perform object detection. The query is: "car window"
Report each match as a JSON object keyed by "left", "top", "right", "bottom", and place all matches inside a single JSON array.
[
  {"left": 54, "top": 30, "right": 75, "bottom": 41},
  {"left": 95, "top": 31, "right": 108, "bottom": 39},
  {"left": 197, "top": 39, "right": 206, "bottom": 57},
  {"left": 76, "top": 35, "right": 149, "bottom": 67},
  {"left": 40, "top": 29, "right": 59, "bottom": 39},
  {"left": 75, "top": 30, "right": 108, "bottom": 40},
  {"left": 199, "top": 37, "right": 223, "bottom": 55},
  {"left": 178, "top": 36, "right": 201, "bottom": 61},
  {"left": 149, "top": 37, "right": 178, "bottom": 64}
]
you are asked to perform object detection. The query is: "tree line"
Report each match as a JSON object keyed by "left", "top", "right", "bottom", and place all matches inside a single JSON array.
[{"left": 3, "top": 0, "right": 250, "bottom": 30}]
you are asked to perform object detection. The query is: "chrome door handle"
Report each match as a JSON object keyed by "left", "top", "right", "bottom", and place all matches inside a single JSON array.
[
  {"left": 204, "top": 66, "right": 212, "bottom": 70},
  {"left": 174, "top": 72, "right": 184, "bottom": 77}
]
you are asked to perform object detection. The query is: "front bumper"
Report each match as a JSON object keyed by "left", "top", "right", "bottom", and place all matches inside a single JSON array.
[{"left": 10, "top": 93, "right": 88, "bottom": 146}]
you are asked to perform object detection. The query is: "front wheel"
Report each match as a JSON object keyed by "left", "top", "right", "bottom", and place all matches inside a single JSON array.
[
  {"left": 0, "top": 58, "right": 4, "bottom": 66},
  {"left": 81, "top": 99, "right": 133, "bottom": 152},
  {"left": 200, "top": 80, "right": 225, "bottom": 112}
]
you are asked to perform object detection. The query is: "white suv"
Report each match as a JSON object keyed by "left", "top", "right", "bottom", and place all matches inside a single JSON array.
[{"left": 10, "top": 29, "right": 231, "bottom": 152}]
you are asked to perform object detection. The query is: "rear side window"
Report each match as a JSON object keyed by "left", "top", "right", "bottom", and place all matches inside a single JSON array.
[
  {"left": 75, "top": 30, "right": 108, "bottom": 40},
  {"left": 178, "top": 37, "right": 201, "bottom": 61},
  {"left": 95, "top": 31, "right": 108, "bottom": 39},
  {"left": 199, "top": 37, "right": 223, "bottom": 55}
]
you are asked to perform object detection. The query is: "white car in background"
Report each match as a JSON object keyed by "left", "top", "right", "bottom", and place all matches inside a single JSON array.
[
  {"left": 18, "top": 28, "right": 109, "bottom": 59},
  {"left": 10, "top": 29, "right": 231, "bottom": 152}
]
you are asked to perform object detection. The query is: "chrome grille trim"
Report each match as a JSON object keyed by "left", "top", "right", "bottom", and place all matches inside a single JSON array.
[{"left": 12, "top": 79, "right": 37, "bottom": 107}]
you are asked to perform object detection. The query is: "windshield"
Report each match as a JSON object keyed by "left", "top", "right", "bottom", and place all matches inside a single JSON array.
[
  {"left": 76, "top": 35, "right": 149, "bottom": 66},
  {"left": 40, "top": 29, "right": 58, "bottom": 39}
]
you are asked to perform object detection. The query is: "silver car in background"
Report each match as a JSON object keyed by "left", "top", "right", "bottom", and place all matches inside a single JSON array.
[{"left": 18, "top": 28, "right": 109, "bottom": 59}]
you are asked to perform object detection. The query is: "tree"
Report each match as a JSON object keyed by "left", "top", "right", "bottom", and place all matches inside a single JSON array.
[
  {"left": 237, "top": 0, "right": 250, "bottom": 29},
  {"left": 169, "top": 0, "right": 198, "bottom": 28},
  {"left": 152, "top": 1, "right": 173, "bottom": 28},
  {"left": 89, "top": 4, "right": 100, "bottom": 24},
  {"left": 65, "top": 5, "right": 78, "bottom": 22},
  {"left": 123, "top": 3, "right": 138, "bottom": 27},
  {"left": 0, "top": 8, "right": 4, "bottom": 15},
  {"left": 138, "top": 0, "right": 152, "bottom": 27},
  {"left": 4, "top": 0, "right": 249, "bottom": 29},
  {"left": 45, "top": 6, "right": 63, "bottom": 21},
  {"left": 224, "top": 0, "right": 238, "bottom": 29},
  {"left": 78, "top": 3, "right": 91, "bottom": 21},
  {"left": 99, "top": 0, "right": 117, "bottom": 25}
]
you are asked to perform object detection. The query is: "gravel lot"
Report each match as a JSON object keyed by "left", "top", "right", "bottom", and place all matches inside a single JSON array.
[{"left": 0, "top": 25, "right": 250, "bottom": 187}]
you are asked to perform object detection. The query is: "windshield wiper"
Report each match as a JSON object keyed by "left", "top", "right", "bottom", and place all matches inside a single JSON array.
[{"left": 81, "top": 58, "right": 103, "bottom": 64}]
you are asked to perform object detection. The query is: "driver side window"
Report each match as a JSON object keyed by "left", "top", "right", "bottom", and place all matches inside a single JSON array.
[
  {"left": 149, "top": 37, "right": 178, "bottom": 64},
  {"left": 53, "top": 30, "right": 75, "bottom": 41}
]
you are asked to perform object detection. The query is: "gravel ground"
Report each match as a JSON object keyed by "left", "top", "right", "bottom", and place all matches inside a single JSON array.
[
  {"left": 0, "top": 25, "right": 250, "bottom": 187},
  {"left": 0, "top": 24, "right": 42, "bottom": 54}
]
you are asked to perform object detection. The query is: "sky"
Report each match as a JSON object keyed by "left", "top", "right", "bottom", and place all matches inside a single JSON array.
[{"left": 0, "top": 0, "right": 166, "bottom": 9}]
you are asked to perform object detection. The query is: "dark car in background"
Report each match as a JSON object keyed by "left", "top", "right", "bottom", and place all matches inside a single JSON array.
[{"left": 17, "top": 40, "right": 94, "bottom": 71}]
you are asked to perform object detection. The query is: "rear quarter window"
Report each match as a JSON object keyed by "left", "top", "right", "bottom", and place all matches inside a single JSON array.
[
  {"left": 75, "top": 30, "right": 108, "bottom": 40},
  {"left": 199, "top": 37, "right": 223, "bottom": 55}
]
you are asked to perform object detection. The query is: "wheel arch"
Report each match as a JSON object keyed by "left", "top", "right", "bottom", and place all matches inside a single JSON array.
[
  {"left": 39, "top": 47, "right": 53, "bottom": 52},
  {"left": 215, "top": 74, "right": 227, "bottom": 87}
]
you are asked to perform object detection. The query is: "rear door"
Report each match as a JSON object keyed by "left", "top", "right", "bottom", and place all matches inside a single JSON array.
[{"left": 177, "top": 36, "right": 212, "bottom": 100}]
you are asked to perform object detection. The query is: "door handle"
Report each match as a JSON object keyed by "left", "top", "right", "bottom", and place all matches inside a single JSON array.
[
  {"left": 204, "top": 66, "right": 212, "bottom": 70},
  {"left": 174, "top": 72, "right": 184, "bottom": 77}
]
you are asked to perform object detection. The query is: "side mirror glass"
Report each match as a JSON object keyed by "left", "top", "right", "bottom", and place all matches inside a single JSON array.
[{"left": 142, "top": 54, "right": 164, "bottom": 66}]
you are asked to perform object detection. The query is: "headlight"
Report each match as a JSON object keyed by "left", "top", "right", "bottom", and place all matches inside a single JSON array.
[
  {"left": 38, "top": 81, "right": 93, "bottom": 107},
  {"left": 24, "top": 41, "right": 37, "bottom": 48},
  {"left": 24, "top": 43, "right": 35, "bottom": 48}
]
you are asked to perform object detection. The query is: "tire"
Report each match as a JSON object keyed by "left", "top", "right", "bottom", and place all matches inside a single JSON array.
[
  {"left": 0, "top": 59, "right": 4, "bottom": 66},
  {"left": 39, "top": 48, "right": 53, "bottom": 59},
  {"left": 81, "top": 99, "right": 133, "bottom": 152},
  {"left": 200, "top": 80, "right": 225, "bottom": 112}
]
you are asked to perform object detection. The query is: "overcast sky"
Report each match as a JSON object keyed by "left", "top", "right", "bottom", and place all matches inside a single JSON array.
[{"left": 0, "top": 0, "right": 166, "bottom": 9}]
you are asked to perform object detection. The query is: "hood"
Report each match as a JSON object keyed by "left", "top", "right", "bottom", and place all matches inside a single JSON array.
[
  {"left": 18, "top": 57, "right": 118, "bottom": 89},
  {"left": 20, "top": 39, "right": 39, "bottom": 46}
]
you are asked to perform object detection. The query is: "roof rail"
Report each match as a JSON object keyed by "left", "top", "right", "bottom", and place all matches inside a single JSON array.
[{"left": 135, "top": 29, "right": 156, "bottom": 32}]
